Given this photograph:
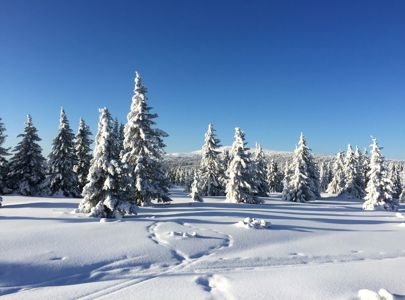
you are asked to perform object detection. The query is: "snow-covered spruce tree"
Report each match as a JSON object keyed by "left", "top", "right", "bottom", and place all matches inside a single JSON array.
[
  {"left": 327, "top": 152, "right": 346, "bottom": 194},
  {"left": 282, "top": 133, "right": 319, "bottom": 202},
  {"left": 190, "top": 171, "right": 203, "bottom": 202},
  {"left": 362, "top": 149, "right": 370, "bottom": 188},
  {"left": 319, "top": 162, "right": 331, "bottom": 192},
  {"left": 121, "top": 72, "right": 171, "bottom": 206},
  {"left": 252, "top": 143, "right": 269, "bottom": 196},
  {"left": 74, "top": 118, "right": 93, "bottom": 194},
  {"left": 8, "top": 115, "right": 46, "bottom": 196},
  {"left": 219, "top": 149, "right": 231, "bottom": 189},
  {"left": 48, "top": 108, "right": 79, "bottom": 197},
  {"left": 341, "top": 144, "right": 365, "bottom": 199},
  {"left": 389, "top": 164, "right": 402, "bottom": 199},
  {"left": 199, "top": 123, "right": 223, "bottom": 196},
  {"left": 354, "top": 147, "right": 367, "bottom": 191},
  {"left": 363, "top": 138, "right": 398, "bottom": 211},
  {"left": 0, "top": 117, "right": 10, "bottom": 195},
  {"left": 112, "top": 118, "right": 124, "bottom": 161},
  {"left": 281, "top": 161, "right": 292, "bottom": 194},
  {"left": 225, "top": 128, "right": 259, "bottom": 204},
  {"left": 267, "top": 159, "right": 283, "bottom": 193},
  {"left": 78, "top": 108, "right": 136, "bottom": 218}
]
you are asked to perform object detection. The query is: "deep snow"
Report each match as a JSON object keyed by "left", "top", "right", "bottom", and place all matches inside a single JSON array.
[{"left": 1, "top": 188, "right": 405, "bottom": 299}]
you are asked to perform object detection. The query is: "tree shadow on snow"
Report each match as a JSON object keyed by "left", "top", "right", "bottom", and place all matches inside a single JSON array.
[{"left": 4, "top": 202, "right": 78, "bottom": 209}]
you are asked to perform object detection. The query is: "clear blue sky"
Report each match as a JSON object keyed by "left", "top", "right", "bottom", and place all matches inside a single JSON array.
[{"left": 1, "top": 0, "right": 404, "bottom": 158}]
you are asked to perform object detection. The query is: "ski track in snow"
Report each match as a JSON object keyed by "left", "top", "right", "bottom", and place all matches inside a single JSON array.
[{"left": 76, "top": 221, "right": 233, "bottom": 300}]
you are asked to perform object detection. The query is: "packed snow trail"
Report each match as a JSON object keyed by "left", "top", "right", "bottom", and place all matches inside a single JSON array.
[{"left": 77, "top": 220, "right": 233, "bottom": 300}]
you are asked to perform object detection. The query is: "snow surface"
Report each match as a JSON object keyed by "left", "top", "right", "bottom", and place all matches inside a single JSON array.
[{"left": 1, "top": 188, "right": 405, "bottom": 299}]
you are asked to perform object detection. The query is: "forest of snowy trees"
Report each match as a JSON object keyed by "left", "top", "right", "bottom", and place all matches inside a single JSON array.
[{"left": 0, "top": 73, "right": 404, "bottom": 214}]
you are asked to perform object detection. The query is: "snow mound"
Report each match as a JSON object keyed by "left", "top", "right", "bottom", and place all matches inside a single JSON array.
[
  {"left": 169, "top": 231, "right": 198, "bottom": 238},
  {"left": 358, "top": 288, "right": 394, "bottom": 300},
  {"left": 395, "top": 212, "right": 405, "bottom": 219},
  {"left": 236, "top": 217, "right": 270, "bottom": 229}
]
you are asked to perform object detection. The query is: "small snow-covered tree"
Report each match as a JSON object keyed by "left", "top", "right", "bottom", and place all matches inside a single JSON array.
[
  {"left": 48, "top": 108, "right": 79, "bottom": 197},
  {"left": 389, "top": 164, "right": 402, "bottom": 199},
  {"left": 78, "top": 108, "right": 137, "bottom": 218},
  {"left": 327, "top": 152, "right": 346, "bottom": 194},
  {"left": 282, "top": 133, "right": 319, "bottom": 202},
  {"left": 121, "top": 72, "right": 171, "bottom": 206},
  {"left": 190, "top": 171, "right": 203, "bottom": 202},
  {"left": 281, "top": 161, "right": 292, "bottom": 193},
  {"left": 199, "top": 124, "right": 223, "bottom": 196},
  {"left": 252, "top": 143, "right": 269, "bottom": 196},
  {"left": 319, "top": 162, "right": 332, "bottom": 192},
  {"left": 341, "top": 145, "right": 365, "bottom": 199},
  {"left": 225, "top": 128, "right": 259, "bottom": 204},
  {"left": 219, "top": 149, "right": 231, "bottom": 189},
  {"left": 363, "top": 138, "right": 398, "bottom": 211},
  {"left": 8, "top": 115, "right": 46, "bottom": 196},
  {"left": 74, "top": 118, "right": 93, "bottom": 194},
  {"left": 0, "top": 117, "right": 10, "bottom": 195},
  {"left": 267, "top": 159, "right": 283, "bottom": 193},
  {"left": 112, "top": 118, "right": 124, "bottom": 161},
  {"left": 362, "top": 149, "right": 370, "bottom": 188},
  {"left": 354, "top": 147, "right": 367, "bottom": 191}
]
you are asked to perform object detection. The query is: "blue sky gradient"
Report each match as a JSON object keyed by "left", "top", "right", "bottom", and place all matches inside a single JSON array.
[{"left": 1, "top": 0, "right": 404, "bottom": 158}]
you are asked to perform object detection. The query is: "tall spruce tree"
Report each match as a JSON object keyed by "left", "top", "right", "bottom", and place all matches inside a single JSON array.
[
  {"left": 8, "top": 115, "right": 46, "bottom": 196},
  {"left": 363, "top": 138, "right": 398, "bottom": 211},
  {"left": 0, "top": 117, "right": 10, "bottom": 195},
  {"left": 267, "top": 159, "right": 283, "bottom": 193},
  {"left": 327, "top": 152, "right": 346, "bottom": 194},
  {"left": 48, "top": 108, "right": 78, "bottom": 197},
  {"left": 341, "top": 144, "right": 365, "bottom": 199},
  {"left": 199, "top": 123, "right": 223, "bottom": 196},
  {"left": 78, "top": 108, "right": 136, "bottom": 218},
  {"left": 282, "top": 133, "right": 319, "bottom": 202},
  {"left": 74, "top": 118, "right": 93, "bottom": 194},
  {"left": 121, "top": 72, "right": 171, "bottom": 206},
  {"left": 252, "top": 143, "right": 269, "bottom": 196},
  {"left": 225, "top": 128, "right": 259, "bottom": 204}
]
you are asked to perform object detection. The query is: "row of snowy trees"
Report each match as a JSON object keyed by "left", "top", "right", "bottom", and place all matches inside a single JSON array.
[
  {"left": 0, "top": 113, "right": 95, "bottom": 198},
  {"left": 186, "top": 125, "right": 401, "bottom": 211},
  {"left": 78, "top": 72, "right": 171, "bottom": 217},
  {"left": 0, "top": 72, "right": 172, "bottom": 217},
  {"left": 189, "top": 125, "right": 285, "bottom": 204}
]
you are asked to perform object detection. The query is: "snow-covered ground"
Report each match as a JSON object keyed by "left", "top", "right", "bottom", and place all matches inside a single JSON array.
[{"left": 1, "top": 188, "right": 405, "bottom": 300}]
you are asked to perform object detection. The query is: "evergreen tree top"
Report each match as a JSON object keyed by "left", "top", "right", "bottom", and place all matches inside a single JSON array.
[{"left": 231, "top": 127, "right": 247, "bottom": 152}]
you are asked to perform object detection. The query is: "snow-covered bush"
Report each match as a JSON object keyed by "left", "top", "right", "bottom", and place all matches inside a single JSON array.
[{"left": 236, "top": 217, "right": 270, "bottom": 229}]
